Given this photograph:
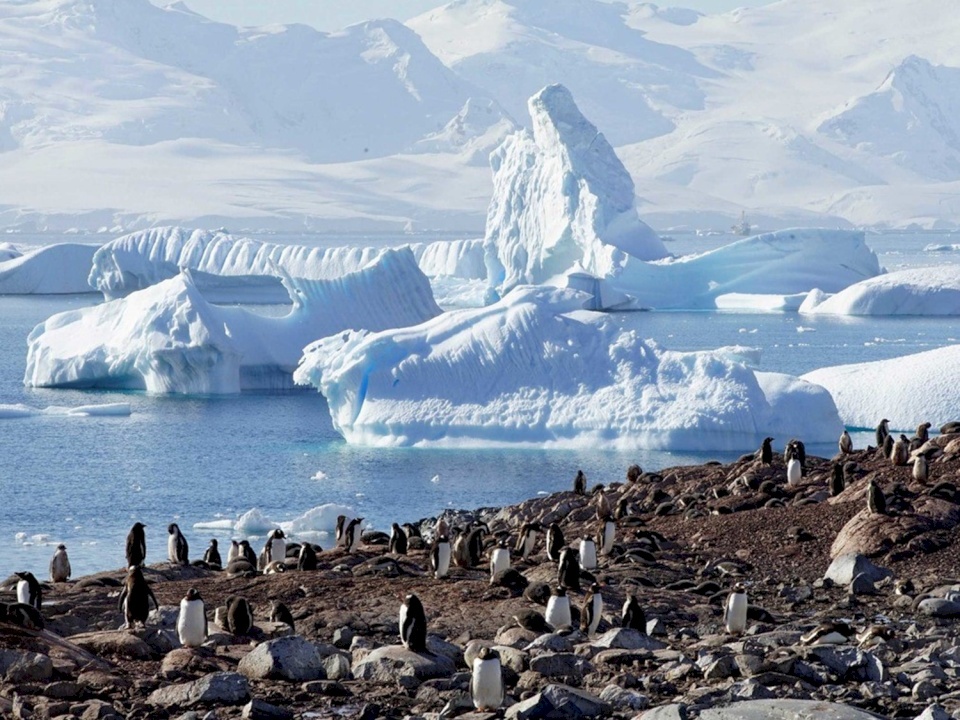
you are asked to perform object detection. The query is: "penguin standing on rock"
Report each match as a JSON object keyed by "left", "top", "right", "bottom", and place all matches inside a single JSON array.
[
  {"left": 177, "top": 588, "right": 207, "bottom": 648},
  {"left": 883, "top": 433, "right": 895, "bottom": 459},
  {"left": 389, "top": 523, "right": 408, "bottom": 555},
  {"left": 545, "top": 586, "right": 572, "bottom": 630},
  {"left": 515, "top": 522, "right": 540, "bottom": 560},
  {"left": 490, "top": 540, "right": 510, "bottom": 580},
  {"left": 597, "top": 516, "right": 616, "bottom": 556},
  {"left": 168, "top": 523, "right": 189, "bottom": 565},
  {"left": 759, "top": 437, "right": 774, "bottom": 465},
  {"left": 724, "top": 583, "right": 748, "bottom": 635},
  {"left": 344, "top": 518, "right": 363, "bottom": 553},
  {"left": 581, "top": 582, "right": 603, "bottom": 636},
  {"left": 621, "top": 594, "right": 646, "bottom": 632},
  {"left": 546, "top": 523, "right": 565, "bottom": 562},
  {"left": 579, "top": 536, "right": 598, "bottom": 571},
  {"left": 839, "top": 430, "right": 853, "bottom": 454},
  {"left": 50, "top": 544, "right": 71, "bottom": 583},
  {"left": 15, "top": 572, "right": 42, "bottom": 611},
  {"left": 868, "top": 480, "right": 886, "bottom": 515},
  {"left": 830, "top": 463, "right": 845, "bottom": 497},
  {"left": 573, "top": 470, "right": 586, "bottom": 495},
  {"left": 126, "top": 522, "right": 147, "bottom": 568},
  {"left": 238, "top": 540, "right": 257, "bottom": 566},
  {"left": 913, "top": 453, "right": 929, "bottom": 483},
  {"left": 399, "top": 593, "right": 427, "bottom": 652},
  {"left": 118, "top": 566, "right": 158, "bottom": 629},
  {"left": 786, "top": 456, "right": 802, "bottom": 486},
  {"left": 335, "top": 515, "right": 347, "bottom": 548},
  {"left": 471, "top": 646, "right": 504, "bottom": 712},
  {"left": 270, "top": 601, "right": 295, "bottom": 630},
  {"left": 226, "top": 540, "right": 240, "bottom": 565},
  {"left": 225, "top": 596, "right": 254, "bottom": 636},
  {"left": 203, "top": 539, "right": 222, "bottom": 568},
  {"left": 431, "top": 535, "right": 451, "bottom": 579},
  {"left": 876, "top": 419, "right": 890, "bottom": 448},
  {"left": 892, "top": 435, "right": 910, "bottom": 466},
  {"left": 297, "top": 542, "right": 318, "bottom": 571},
  {"left": 557, "top": 547, "right": 581, "bottom": 591},
  {"left": 259, "top": 529, "right": 286, "bottom": 570}
]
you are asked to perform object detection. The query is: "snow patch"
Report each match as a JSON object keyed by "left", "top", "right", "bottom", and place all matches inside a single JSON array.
[{"left": 800, "top": 266, "right": 960, "bottom": 315}]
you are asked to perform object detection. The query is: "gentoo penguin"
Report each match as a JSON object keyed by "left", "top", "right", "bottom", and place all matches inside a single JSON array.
[
  {"left": 452, "top": 528, "right": 472, "bottom": 568},
  {"left": 891, "top": 435, "right": 909, "bottom": 466},
  {"left": 867, "top": 480, "right": 886, "bottom": 514},
  {"left": 335, "top": 515, "right": 347, "bottom": 547},
  {"left": 597, "top": 516, "right": 616, "bottom": 556},
  {"left": 431, "top": 534, "right": 451, "bottom": 579},
  {"left": 545, "top": 586, "right": 572, "bottom": 630},
  {"left": 467, "top": 524, "right": 488, "bottom": 567},
  {"left": 787, "top": 439, "right": 806, "bottom": 469},
  {"left": 573, "top": 470, "right": 586, "bottom": 495},
  {"left": 270, "top": 600, "right": 295, "bottom": 630},
  {"left": 50, "top": 544, "right": 71, "bottom": 583},
  {"left": 915, "top": 422, "right": 931, "bottom": 444},
  {"left": 546, "top": 523, "right": 565, "bottom": 562},
  {"left": 435, "top": 518, "right": 450, "bottom": 540},
  {"left": 830, "top": 463, "right": 845, "bottom": 497},
  {"left": 389, "top": 523, "right": 408, "bottom": 555},
  {"left": 800, "top": 621, "right": 854, "bottom": 646},
  {"left": 0, "top": 603, "right": 44, "bottom": 631},
  {"left": 14, "top": 572, "right": 42, "bottom": 611},
  {"left": 514, "top": 522, "right": 540, "bottom": 560},
  {"left": 490, "top": 540, "right": 510, "bottom": 581},
  {"left": 557, "top": 547, "right": 581, "bottom": 591},
  {"left": 259, "top": 529, "right": 286, "bottom": 570},
  {"left": 168, "top": 523, "right": 189, "bottom": 565},
  {"left": 226, "top": 540, "right": 240, "bottom": 565},
  {"left": 126, "top": 522, "right": 147, "bottom": 568},
  {"left": 626, "top": 464, "right": 642, "bottom": 483},
  {"left": 118, "top": 566, "right": 158, "bottom": 629},
  {"left": 882, "top": 433, "right": 894, "bottom": 459},
  {"left": 621, "top": 594, "right": 646, "bottom": 632},
  {"left": 724, "top": 583, "right": 748, "bottom": 635},
  {"left": 581, "top": 582, "right": 603, "bottom": 637},
  {"left": 176, "top": 588, "right": 207, "bottom": 648},
  {"left": 876, "top": 419, "right": 890, "bottom": 448},
  {"left": 297, "top": 542, "right": 318, "bottom": 571},
  {"left": 399, "top": 593, "right": 427, "bottom": 652},
  {"left": 471, "top": 646, "right": 504, "bottom": 712},
  {"left": 579, "top": 536, "right": 598, "bottom": 571},
  {"left": 839, "top": 430, "right": 853, "bottom": 455},
  {"left": 402, "top": 523, "right": 421, "bottom": 540},
  {"left": 759, "top": 437, "right": 774, "bottom": 465},
  {"left": 786, "top": 456, "right": 802, "bottom": 486},
  {"left": 238, "top": 540, "right": 257, "bottom": 567},
  {"left": 343, "top": 518, "right": 363, "bottom": 553},
  {"left": 202, "top": 539, "right": 222, "bottom": 568},
  {"left": 225, "top": 596, "right": 254, "bottom": 636},
  {"left": 263, "top": 561, "right": 287, "bottom": 575},
  {"left": 913, "top": 453, "right": 929, "bottom": 483}
]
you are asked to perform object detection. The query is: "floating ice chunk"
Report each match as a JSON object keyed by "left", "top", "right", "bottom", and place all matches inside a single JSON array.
[
  {"left": 799, "top": 266, "right": 960, "bottom": 316},
  {"left": 0, "top": 403, "right": 131, "bottom": 419},
  {"left": 234, "top": 508, "right": 275, "bottom": 536},
  {"left": 280, "top": 504, "right": 353, "bottom": 535},
  {"left": 796, "top": 326, "right": 816, "bottom": 333},
  {"left": 430, "top": 475, "right": 440, "bottom": 484},
  {"left": 714, "top": 293, "right": 809, "bottom": 312},
  {"left": 191, "top": 519, "right": 234, "bottom": 531},
  {"left": 311, "top": 471, "right": 328, "bottom": 481}
]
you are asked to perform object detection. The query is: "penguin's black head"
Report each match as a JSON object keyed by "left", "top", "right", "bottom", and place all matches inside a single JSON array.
[
  {"left": 239, "top": 540, "right": 250, "bottom": 547},
  {"left": 554, "top": 585, "right": 566, "bottom": 596},
  {"left": 57, "top": 544, "right": 66, "bottom": 551},
  {"left": 168, "top": 523, "right": 178, "bottom": 534},
  {"left": 132, "top": 522, "right": 145, "bottom": 530},
  {"left": 209, "top": 539, "right": 217, "bottom": 547},
  {"left": 14, "top": 571, "right": 27, "bottom": 581},
  {"left": 185, "top": 588, "right": 202, "bottom": 601},
  {"left": 477, "top": 645, "right": 499, "bottom": 661},
  {"left": 763, "top": 437, "right": 774, "bottom": 444},
  {"left": 275, "top": 529, "right": 285, "bottom": 539},
  {"left": 590, "top": 582, "right": 602, "bottom": 593}
]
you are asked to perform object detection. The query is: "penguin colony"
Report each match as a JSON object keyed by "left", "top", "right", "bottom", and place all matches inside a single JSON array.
[{"left": 3, "top": 418, "right": 950, "bottom": 713}]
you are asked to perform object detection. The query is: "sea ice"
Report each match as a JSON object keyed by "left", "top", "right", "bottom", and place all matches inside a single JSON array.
[
  {"left": 799, "top": 266, "right": 960, "bottom": 315},
  {"left": 26, "top": 249, "right": 441, "bottom": 393},
  {"left": 0, "top": 402, "right": 131, "bottom": 418},
  {"left": 295, "top": 285, "right": 842, "bottom": 450},
  {"left": 0, "top": 243, "right": 97, "bottom": 294}
]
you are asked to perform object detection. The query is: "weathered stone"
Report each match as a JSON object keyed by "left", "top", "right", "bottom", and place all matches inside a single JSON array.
[
  {"left": 734, "top": 653, "right": 764, "bottom": 677},
  {"left": 525, "top": 633, "right": 574, "bottom": 654},
  {"left": 823, "top": 554, "right": 891, "bottom": 585},
  {"left": 494, "top": 645, "right": 529, "bottom": 674},
  {"left": 850, "top": 573, "right": 876, "bottom": 595},
  {"left": 919, "top": 599, "right": 960, "bottom": 618},
  {"left": 69, "top": 631, "right": 157, "bottom": 660},
  {"left": 731, "top": 678, "right": 776, "bottom": 700},
  {"left": 702, "top": 655, "right": 738, "bottom": 681},
  {"left": 147, "top": 672, "right": 249, "bottom": 708},
  {"left": 598, "top": 685, "right": 649, "bottom": 710},
  {"left": 591, "top": 628, "right": 666, "bottom": 652},
  {"left": 42, "top": 681, "right": 84, "bottom": 699},
  {"left": 914, "top": 704, "right": 952, "bottom": 720},
  {"left": 529, "top": 653, "right": 590, "bottom": 679},
  {"left": 699, "top": 699, "right": 882, "bottom": 719},
  {"left": 912, "top": 680, "right": 940, "bottom": 702},
  {"left": 352, "top": 645, "right": 456, "bottom": 683},
  {"left": 638, "top": 704, "right": 688, "bottom": 720},
  {"left": 497, "top": 626, "right": 537, "bottom": 648},
  {"left": 592, "top": 648, "right": 654, "bottom": 667},
  {"left": 426, "top": 635, "right": 463, "bottom": 666},
  {"left": 242, "top": 698, "right": 293, "bottom": 720},
  {"left": 80, "top": 700, "right": 122, "bottom": 719},
  {"left": 238, "top": 636, "right": 327, "bottom": 682},
  {"left": 505, "top": 684, "right": 610, "bottom": 719},
  {"left": 0, "top": 650, "right": 53, "bottom": 683},
  {"left": 322, "top": 652, "right": 352, "bottom": 681},
  {"left": 332, "top": 627, "right": 354, "bottom": 650}
]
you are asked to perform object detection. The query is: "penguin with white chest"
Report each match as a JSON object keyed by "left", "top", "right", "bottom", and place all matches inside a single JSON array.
[
  {"left": 546, "top": 523, "right": 565, "bottom": 562},
  {"left": 177, "top": 588, "right": 207, "bottom": 648},
  {"left": 203, "top": 539, "right": 221, "bottom": 568},
  {"left": 50, "top": 544, "right": 71, "bottom": 583},
  {"left": 724, "top": 583, "right": 748, "bottom": 635},
  {"left": 471, "top": 646, "right": 504, "bottom": 711},
  {"left": 15, "top": 572, "right": 42, "bottom": 611},
  {"left": 226, "top": 540, "right": 240, "bottom": 565},
  {"left": 489, "top": 539, "right": 510, "bottom": 581},
  {"left": 581, "top": 582, "right": 603, "bottom": 636},
  {"left": 432, "top": 534, "right": 451, "bottom": 579},
  {"left": 389, "top": 523, "right": 408, "bottom": 555},
  {"left": 786, "top": 456, "right": 802, "bottom": 486},
  {"left": 344, "top": 518, "right": 363, "bottom": 553},
  {"left": 545, "top": 586, "right": 572, "bottom": 630},
  {"left": 839, "top": 430, "right": 853, "bottom": 454},
  {"left": 579, "top": 536, "right": 598, "bottom": 571},
  {"left": 399, "top": 593, "right": 427, "bottom": 652},
  {"left": 621, "top": 594, "right": 646, "bottom": 632},
  {"left": 259, "top": 529, "right": 286, "bottom": 570},
  {"left": 168, "top": 523, "right": 189, "bottom": 565},
  {"left": 118, "top": 566, "right": 158, "bottom": 629},
  {"left": 597, "top": 516, "right": 616, "bottom": 556},
  {"left": 515, "top": 522, "right": 540, "bottom": 560},
  {"left": 557, "top": 546, "right": 580, "bottom": 591}
]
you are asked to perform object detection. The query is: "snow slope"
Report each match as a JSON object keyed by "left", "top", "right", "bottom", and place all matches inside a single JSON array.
[
  {"left": 0, "top": 243, "right": 97, "bottom": 294},
  {"left": 295, "top": 285, "right": 842, "bottom": 450},
  {"left": 800, "top": 266, "right": 960, "bottom": 316},
  {"left": 802, "top": 346, "right": 960, "bottom": 431},
  {"left": 25, "top": 248, "right": 442, "bottom": 393}
]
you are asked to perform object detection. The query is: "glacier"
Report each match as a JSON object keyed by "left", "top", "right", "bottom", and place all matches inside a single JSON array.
[
  {"left": 799, "top": 266, "right": 960, "bottom": 315},
  {"left": 0, "top": 243, "right": 97, "bottom": 294},
  {"left": 294, "top": 285, "right": 842, "bottom": 451},
  {"left": 25, "top": 248, "right": 442, "bottom": 394},
  {"left": 802, "top": 346, "right": 960, "bottom": 431}
]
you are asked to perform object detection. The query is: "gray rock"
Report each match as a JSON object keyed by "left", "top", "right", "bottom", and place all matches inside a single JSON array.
[
  {"left": 638, "top": 704, "right": 688, "bottom": 720},
  {"left": 529, "top": 652, "right": 590, "bottom": 679},
  {"left": 598, "top": 685, "right": 649, "bottom": 711},
  {"left": 494, "top": 645, "right": 530, "bottom": 674},
  {"left": 731, "top": 679, "right": 776, "bottom": 700},
  {"left": 426, "top": 635, "right": 463, "bottom": 666},
  {"left": 322, "top": 652, "right": 352, "bottom": 681},
  {"left": 647, "top": 618, "right": 668, "bottom": 636},
  {"left": 914, "top": 704, "right": 952, "bottom": 720},
  {"left": 824, "top": 553, "right": 891, "bottom": 585},
  {"left": 352, "top": 645, "right": 456, "bottom": 683},
  {"left": 810, "top": 646, "right": 876, "bottom": 680},
  {"left": 147, "top": 672, "right": 249, "bottom": 708},
  {"left": 242, "top": 698, "right": 294, "bottom": 720},
  {"left": 525, "top": 633, "right": 574, "bottom": 654},
  {"left": 591, "top": 628, "right": 666, "bottom": 651},
  {"left": 81, "top": 700, "right": 123, "bottom": 719},
  {"left": 42, "top": 681, "right": 84, "bottom": 699},
  {"left": 699, "top": 700, "right": 884, "bottom": 719},
  {"left": 919, "top": 599, "right": 960, "bottom": 618},
  {"left": 702, "top": 655, "right": 738, "bottom": 681},
  {"left": 238, "top": 636, "right": 327, "bottom": 682},
  {"left": 332, "top": 627, "right": 354, "bottom": 649},
  {"left": 912, "top": 681, "right": 940, "bottom": 702},
  {"left": 0, "top": 649, "right": 53, "bottom": 683},
  {"left": 850, "top": 573, "right": 876, "bottom": 595},
  {"left": 505, "top": 684, "right": 610, "bottom": 719},
  {"left": 69, "top": 631, "right": 157, "bottom": 660},
  {"left": 148, "top": 605, "right": 180, "bottom": 628}
]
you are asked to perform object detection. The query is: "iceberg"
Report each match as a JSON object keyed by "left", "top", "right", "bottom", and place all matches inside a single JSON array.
[
  {"left": 193, "top": 503, "right": 353, "bottom": 538},
  {"left": 26, "top": 248, "right": 442, "bottom": 394},
  {"left": 799, "top": 266, "right": 960, "bottom": 315},
  {"left": 0, "top": 243, "right": 97, "bottom": 294},
  {"left": 802, "top": 346, "right": 960, "bottom": 431},
  {"left": 483, "top": 84, "right": 669, "bottom": 295},
  {"left": 295, "top": 285, "right": 842, "bottom": 451},
  {"left": 0, "top": 402, "right": 131, "bottom": 419},
  {"left": 89, "top": 227, "right": 486, "bottom": 302}
]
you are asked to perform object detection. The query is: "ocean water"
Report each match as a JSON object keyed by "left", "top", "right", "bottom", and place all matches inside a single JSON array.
[{"left": 2, "top": 231, "right": 959, "bottom": 578}]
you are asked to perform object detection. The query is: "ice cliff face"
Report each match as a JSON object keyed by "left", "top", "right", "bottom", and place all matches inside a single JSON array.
[
  {"left": 295, "top": 285, "right": 842, "bottom": 450},
  {"left": 483, "top": 84, "right": 668, "bottom": 296}
]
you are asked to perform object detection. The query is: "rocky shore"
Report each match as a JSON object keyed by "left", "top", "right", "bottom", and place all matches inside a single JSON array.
[{"left": 5, "top": 433, "right": 960, "bottom": 720}]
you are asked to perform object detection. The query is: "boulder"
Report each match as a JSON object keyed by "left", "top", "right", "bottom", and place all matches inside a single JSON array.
[
  {"left": 529, "top": 652, "right": 590, "bottom": 679},
  {"left": 505, "top": 684, "right": 610, "bottom": 719},
  {"left": 638, "top": 705, "right": 688, "bottom": 720},
  {"left": 830, "top": 499, "right": 960, "bottom": 559},
  {"left": 699, "top": 699, "right": 887, "bottom": 719},
  {"left": 238, "top": 636, "right": 328, "bottom": 682},
  {"left": 0, "top": 649, "right": 53, "bottom": 683},
  {"left": 70, "top": 631, "right": 158, "bottom": 660},
  {"left": 242, "top": 698, "right": 294, "bottom": 720},
  {"left": 352, "top": 645, "right": 456, "bottom": 683},
  {"left": 919, "top": 599, "right": 960, "bottom": 618},
  {"left": 591, "top": 628, "right": 666, "bottom": 651},
  {"left": 147, "top": 672, "right": 249, "bottom": 708},
  {"left": 599, "top": 685, "right": 649, "bottom": 711},
  {"left": 823, "top": 554, "right": 891, "bottom": 585}
]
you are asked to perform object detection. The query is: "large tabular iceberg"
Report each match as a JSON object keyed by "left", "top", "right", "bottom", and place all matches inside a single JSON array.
[
  {"left": 26, "top": 248, "right": 442, "bottom": 394},
  {"left": 802, "top": 346, "right": 960, "bottom": 431},
  {"left": 295, "top": 285, "right": 842, "bottom": 450},
  {"left": 0, "top": 243, "right": 97, "bottom": 294},
  {"left": 799, "top": 266, "right": 960, "bottom": 315}
]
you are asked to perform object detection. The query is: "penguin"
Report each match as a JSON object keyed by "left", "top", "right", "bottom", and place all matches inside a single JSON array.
[
  {"left": 0, "top": 602, "right": 44, "bottom": 631},
  {"left": 452, "top": 528, "right": 472, "bottom": 568},
  {"left": 724, "top": 583, "right": 748, "bottom": 635},
  {"left": 830, "top": 463, "right": 845, "bottom": 497},
  {"left": 471, "top": 646, "right": 504, "bottom": 712},
  {"left": 546, "top": 523, "right": 565, "bottom": 562},
  {"left": 489, "top": 540, "right": 510, "bottom": 581},
  {"left": 118, "top": 566, "right": 158, "bottom": 629},
  {"left": 913, "top": 453, "right": 929, "bottom": 483},
  {"left": 202, "top": 539, "right": 222, "bottom": 568},
  {"left": 786, "top": 457, "right": 802, "bottom": 486},
  {"left": 431, "top": 534, "right": 451, "bottom": 579},
  {"left": 467, "top": 524, "right": 488, "bottom": 567},
  {"left": 915, "top": 422, "right": 931, "bottom": 444},
  {"left": 270, "top": 600, "right": 295, "bottom": 630},
  {"left": 581, "top": 582, "right": 603, "bottom": 637},
  {"left": 759, "top": 437, "right": 774, "bottom": 465},
  {"left": 615, "top": 496, "right": 633, "bottom": 521},
  {"left": 514, "top": 522, "right": 540, "bottom": 560},
  {"left": 389, "top": 523, "right": 408, "bottom": 555},
  {"left": 263, "top": 561, "right": 287, "bottom": 575},
  {"left": 226, "top": 540, "right": 240, "bottom": 565},
  {"left": 597, "top": 516, "right": 616, "bottom": 556},
  {"left": 891, "top": 435, "right": 909, "bottom": 466},
  {"left": 225, "top": 596, "right": 254, "bottom": 636},
  {"left": 167, "top": 523, "right": 189, "bottom": 565},
  {"left": 557, "top": 547, "right": 581, "bottom": 591},
  {"left": 876, "top": 419, "right": 890, "bottom": 448},
  {"left": 800, "top": 621, "right": 854, "bottom": 646},
  {"left": 621, "top": 594, "right": 646, "bottom": 632},
  {"left": 343, "top": 518, "right": 363, "bottom": 553},
  {"left": 402, "top": 523, "right": 421, "bottom": 540},
  {"left": 839, "top": 430, "right": 853, "bottom": 455},
  {"left": 14, "top": 572, "right": 42, "bottom": 611},
  {"left": 435, "top": 518, "right": 450, "bottom": 540},
  {"left": 626, "top": 464, "right": 642, "bottom": 483},
  {"left": 176, "top": 588, "right": 207, "bottom": 648},
  {"left": 297, "top": 542, "right": 318, "bottom": 571},
  {"left": 238, "top": 540, "right": 257, "bottom": 567},
  {"left": 579, "top": 536, "right": 598, "bottom": 571},
  {"left": 399, "top": 593, "right": 427, "bottom": 652},
  {"left": 126, "top": 522, "right": 147, "bottom": 568},
  {"left": 545, "top": 586, "right": 572, "bottom": 630},
  {"left": 867, "top": 480, "right": 886, "bottom": 515},
  {"left": 50, "top": 544, "right": 71, "bottom": 583},
  {"left": 259, "top": 529, "right": 286, "bottom": 570},
  {"left": 787, "top": 439, "right": 806, "bottom": 469},
  {"left": 573, "top": 470, "right": 586, "bottom": 495},
  {"left": 595, "top": 491, "right": 612, "bottom": 521},
  {"left": 335, "top": 515, "right": 347, "bottom": 547}
]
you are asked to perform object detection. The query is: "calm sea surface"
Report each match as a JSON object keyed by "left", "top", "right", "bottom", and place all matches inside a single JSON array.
[{"left": 2, "top": 231, "right": 959, "bottom": 576}]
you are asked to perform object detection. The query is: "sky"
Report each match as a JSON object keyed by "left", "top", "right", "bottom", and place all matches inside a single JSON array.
[{"left": 166, "top": 0, "right": 774, "bottom": 31}]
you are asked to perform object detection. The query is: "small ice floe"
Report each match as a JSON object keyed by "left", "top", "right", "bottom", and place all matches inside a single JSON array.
[
  {"left": 430, "top": 474, "right": 441, "bottom": 484},
  {"left": 311, "top": 471, "right": 328, "bottom": 481},
  {"left": 796, "top": 326, "right": 816, "bottom": 333}
]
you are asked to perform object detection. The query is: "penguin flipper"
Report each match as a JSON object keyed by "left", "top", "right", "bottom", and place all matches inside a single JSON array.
[{"left": 117, "top": 588, "right": 128, "bottom": 612}]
